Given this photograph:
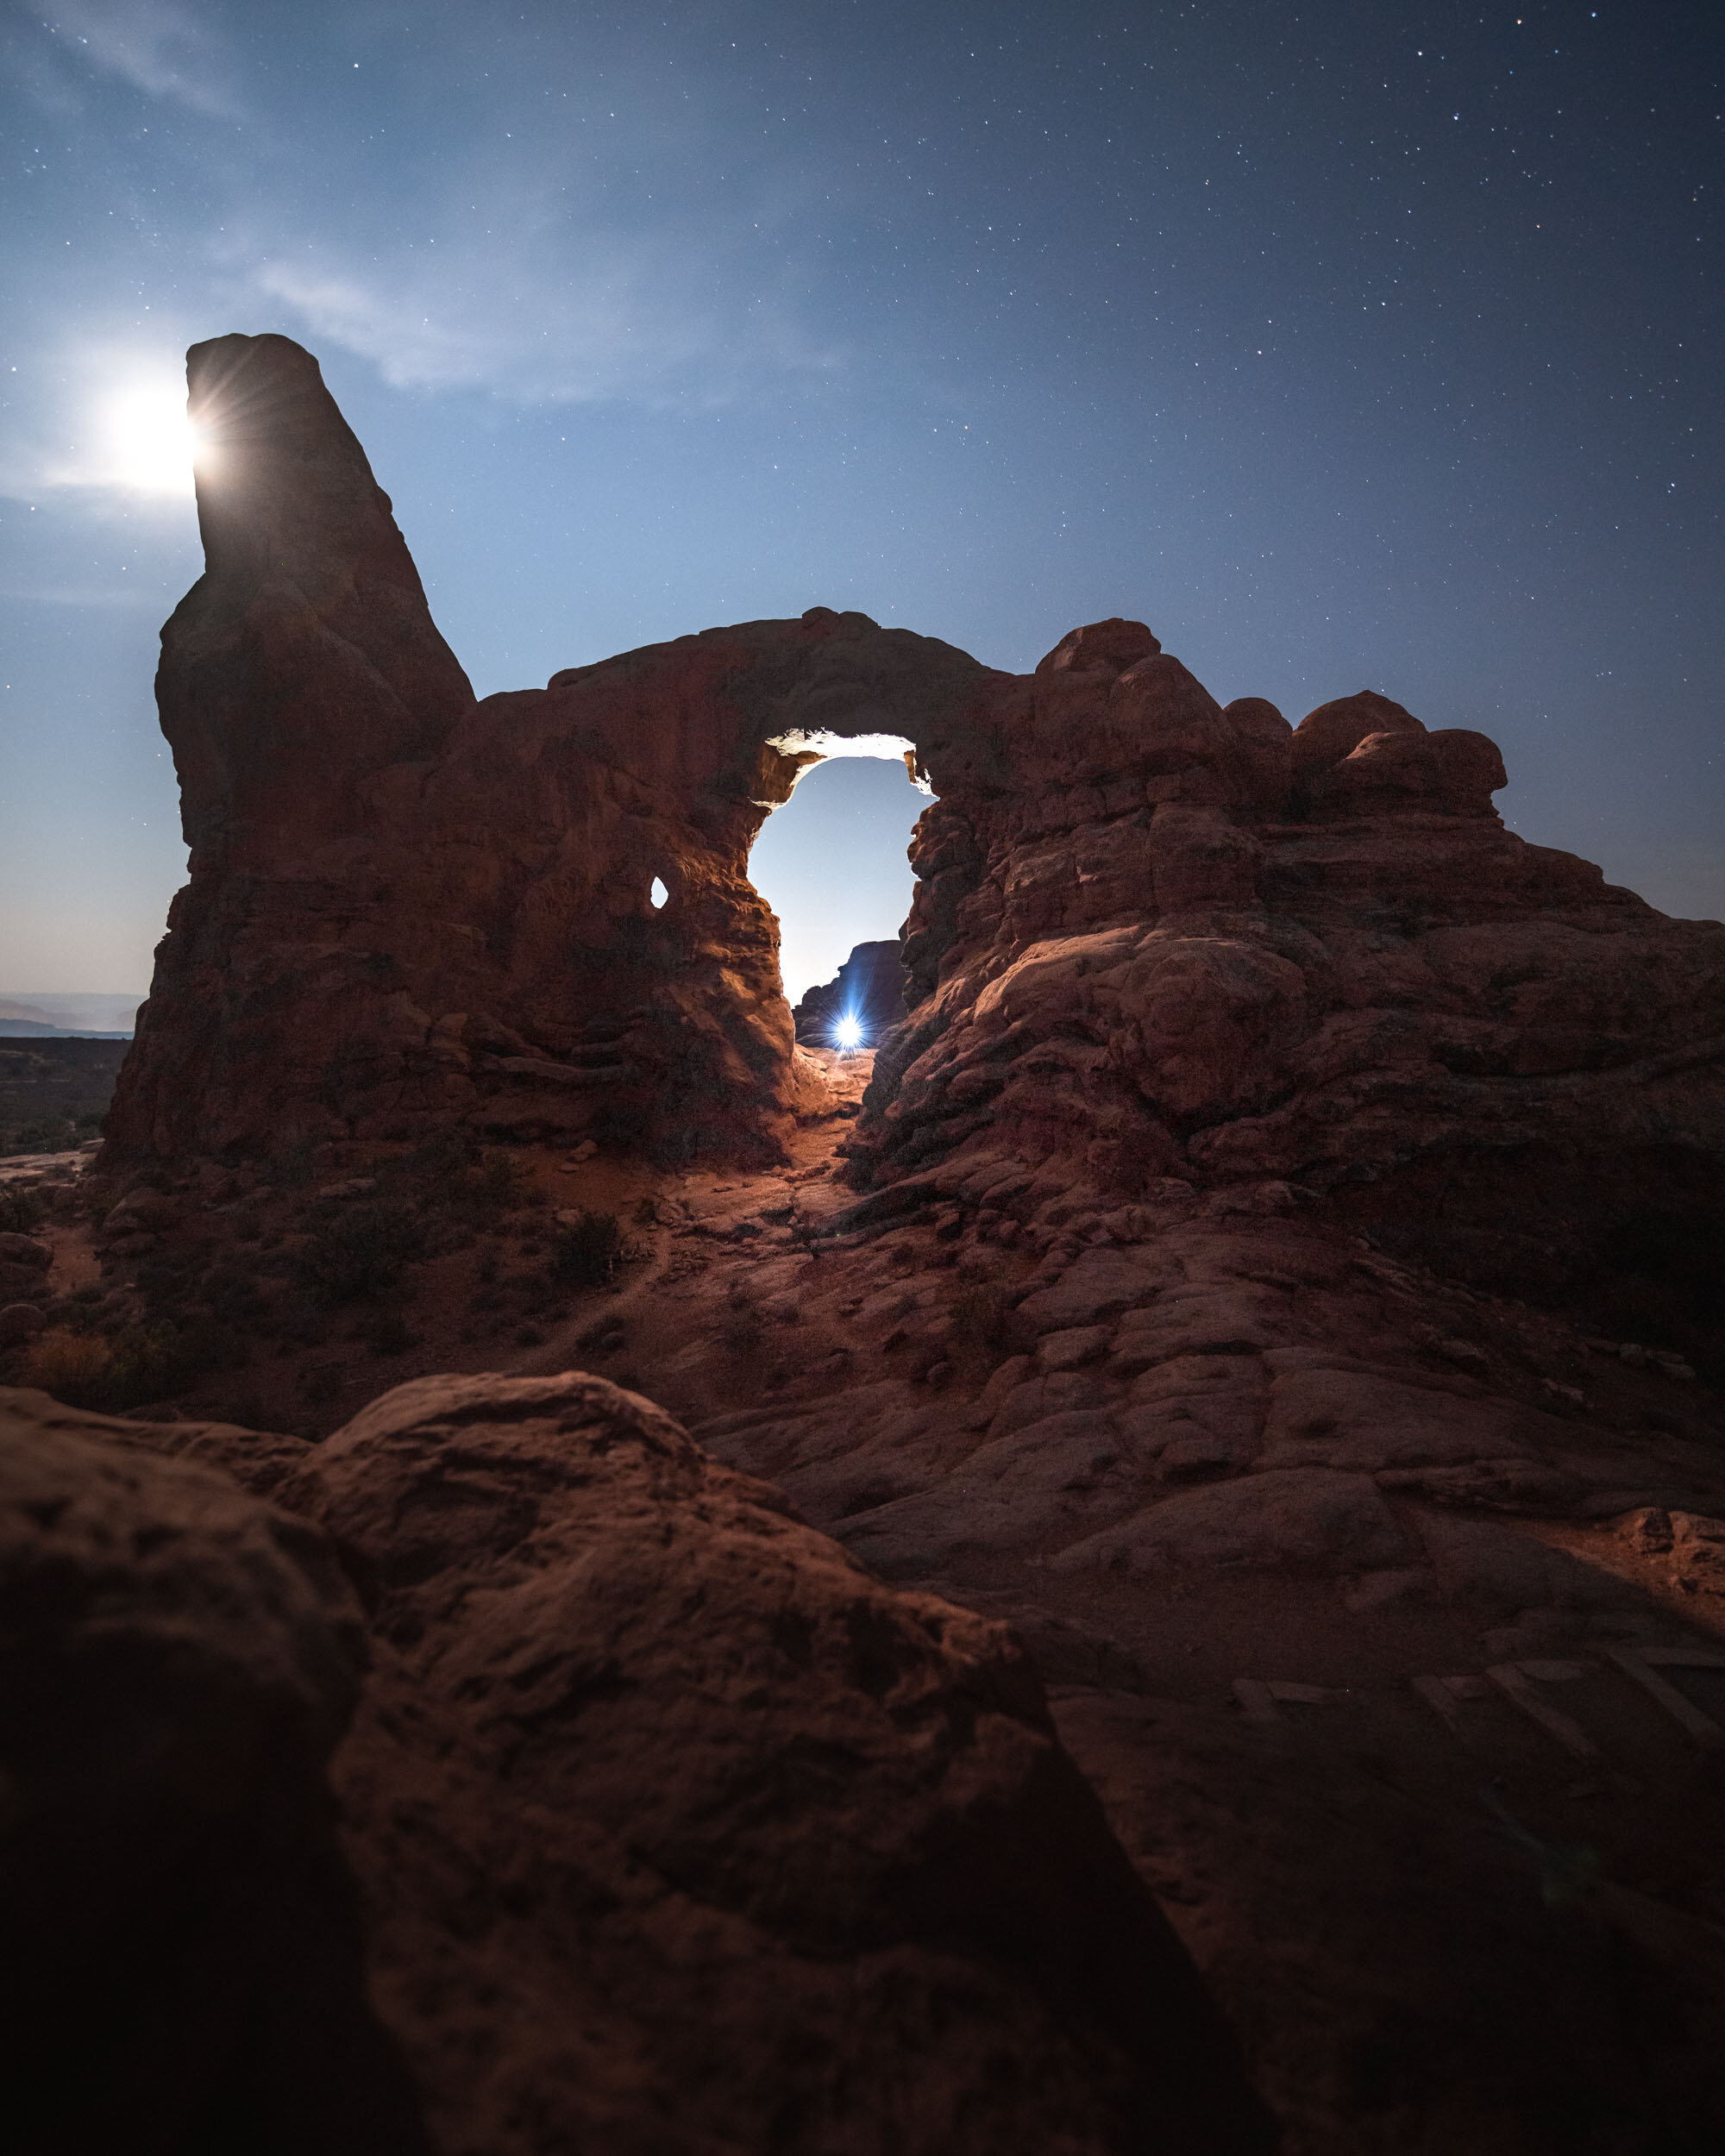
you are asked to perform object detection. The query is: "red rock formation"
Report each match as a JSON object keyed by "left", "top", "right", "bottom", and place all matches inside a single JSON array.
[
  {"left": 41, "top": 329, "right": 1725, "bottom": 2153},
  {"left": 855, "top": 626, "right": 1725, "bottom": 1355},
  {"left": 107, "top": 335, "right": 996, "bottom": 1167},
  {"left": 3, "top": 1376, "right": 1276, "bottom": 2155},
  {"left": 108, "top": 340, "right": 1725, "bottom": 1359}
]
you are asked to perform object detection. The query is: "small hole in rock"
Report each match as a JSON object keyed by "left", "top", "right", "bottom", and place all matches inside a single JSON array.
[{"left": 649, "top": 876, "right": 668, "bottom": 909}]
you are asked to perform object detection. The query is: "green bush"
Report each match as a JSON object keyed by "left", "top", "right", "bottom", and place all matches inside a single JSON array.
[
  {"left": 394, "top": 1131, "right": 522, "bottom": 1230},
  {"left": 549, "top": 1209, "right": 622, "bottom": 1287}
]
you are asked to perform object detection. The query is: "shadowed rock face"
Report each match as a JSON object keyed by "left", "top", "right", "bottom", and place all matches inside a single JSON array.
[
  {"left": 107, "top": 332, "right": 1725, "bottom": 1340},
  {"left": 4, "top": 1375, "right": 1278, "bottom": 2156},
  {"left": 855, "top": 657, "right": 1725, "bottom": 1344},
  {"left": 0, "top": 1388, "right": 430, "bottom": 2155}
]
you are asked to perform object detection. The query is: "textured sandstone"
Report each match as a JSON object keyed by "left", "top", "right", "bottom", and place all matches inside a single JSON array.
[
  {"left": 104, "top": 336, "right": 1725, "bottom": 1376},
  {"left": 107, "top": 335, "right": 994, "bottom": 1166},
  {"left": 57, "top": 334, "right": 1725, "bottom": 2147},
  {"left": 112, "top": 1369, "right": 1275, "bottom": 2156},
  {"left": 0, "top": 1388, "right": 427, "bottom": 2154}
]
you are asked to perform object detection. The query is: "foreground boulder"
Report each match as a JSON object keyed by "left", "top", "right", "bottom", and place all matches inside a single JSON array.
[
  {"left": 5, "top": 1376, "right": 1276, "bottom": 2154},
  {"left": 0, "top": 1391, "right": 427, "bottom": 2156}
]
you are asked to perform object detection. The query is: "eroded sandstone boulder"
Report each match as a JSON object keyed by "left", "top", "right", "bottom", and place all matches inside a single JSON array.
[
  {"left": 110, "top": 1369, "right": 1275, "bottom": 2155},
  {"left": 0, "top": 1388, "right": 428, "bottom": 2155},
  {"left": 856, "top": 628, "right": 1725, "bottom": 1365}
]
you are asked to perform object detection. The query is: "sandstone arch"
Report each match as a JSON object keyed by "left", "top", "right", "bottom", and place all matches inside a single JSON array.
[
  {"left": 105, "top": 335, "right": 997, "bottom": 1164},
  {"left": 106, "top": 334, "right": 1725, "bottom": 1358}
]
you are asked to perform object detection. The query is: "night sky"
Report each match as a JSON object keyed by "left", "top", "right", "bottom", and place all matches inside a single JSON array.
[{"left": 2, "top": 2, "right": 1718, "bottom": 1009}]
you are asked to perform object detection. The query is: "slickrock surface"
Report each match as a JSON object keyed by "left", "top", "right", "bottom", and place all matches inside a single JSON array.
[
  {"left": 651, "top": 1176, "right": 1725, "bottom": 2151},
  {"left": 15, "top": 1112, "right": 1725, "bottom": 2147},
  {"left": 2, "top": 1376, "right": 1275, "bottom": 2156},
  {"left": 0, "top": 1389, "right": 427, "bottom": 2155}
]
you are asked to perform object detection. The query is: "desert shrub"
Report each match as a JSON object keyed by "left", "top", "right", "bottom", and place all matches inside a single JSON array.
[
  {"left": 0, "top": 1188, "right": 47, "bottom": 1232},
  {"left": 18, "top": 1317, "right": 235, "bottom": 1410},
  {"left": 20, "top": 1329, "right": 113, "bottom": 1407},
  {"left": 106, "top": 1317, "right": 243, "bottom": 1407},
  {"left": 549, "top": 1209, "right": 622, "bottom": 1287},
  {"left": 133, "top": 1250, "right": 197, "bottom": 1311},
  {"left": 296, "top": 1203, "right": 427, "bottom": 1307},
  {"left": 205, "top": 1266, "right": 270, "bottom": 1330},
  {"left": 1, "top": 1110, "right": 103, "bottom": 1157},
  {"left": 948, "top": 1283, "right": 1017, "bottom": 1351},
  {"left": 396, "top": 1131, "right": 522, "bottom": 1229}
]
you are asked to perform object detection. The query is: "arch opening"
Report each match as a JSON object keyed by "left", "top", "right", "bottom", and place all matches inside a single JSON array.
[{"left": 747, "top": 733, "right": 929, "bottom": 1051}]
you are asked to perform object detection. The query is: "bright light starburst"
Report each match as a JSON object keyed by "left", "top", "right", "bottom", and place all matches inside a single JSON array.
[
  {"left": 101, "top": 379, "right": 199, "bottom": 496},
  {"left": 834, "top": 1013, "right": 863, "bottom": 1051}
]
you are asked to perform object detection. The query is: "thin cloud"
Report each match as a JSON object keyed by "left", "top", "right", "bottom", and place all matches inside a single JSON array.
[
  {"left": 248, "top": 224, "right": 846, "bottom": 409},
  {"left": 42, "top": 0, "right": 246, "bottom": 121},
  {"left": 0, "top": 583, "right": 168, "bottom": 607}
]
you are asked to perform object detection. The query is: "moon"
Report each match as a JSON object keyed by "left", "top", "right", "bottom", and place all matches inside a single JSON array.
[{"left": 102, "top": 379, "right": 198, "bottom": 495}]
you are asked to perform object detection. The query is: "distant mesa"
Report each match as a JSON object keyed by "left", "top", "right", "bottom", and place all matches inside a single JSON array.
[
  {"left": 0, "top": 995, "right": 139, "bottom": 1040},
  {"left": 100, "top": 330, "right": 1725, "bottom": 1330}
]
